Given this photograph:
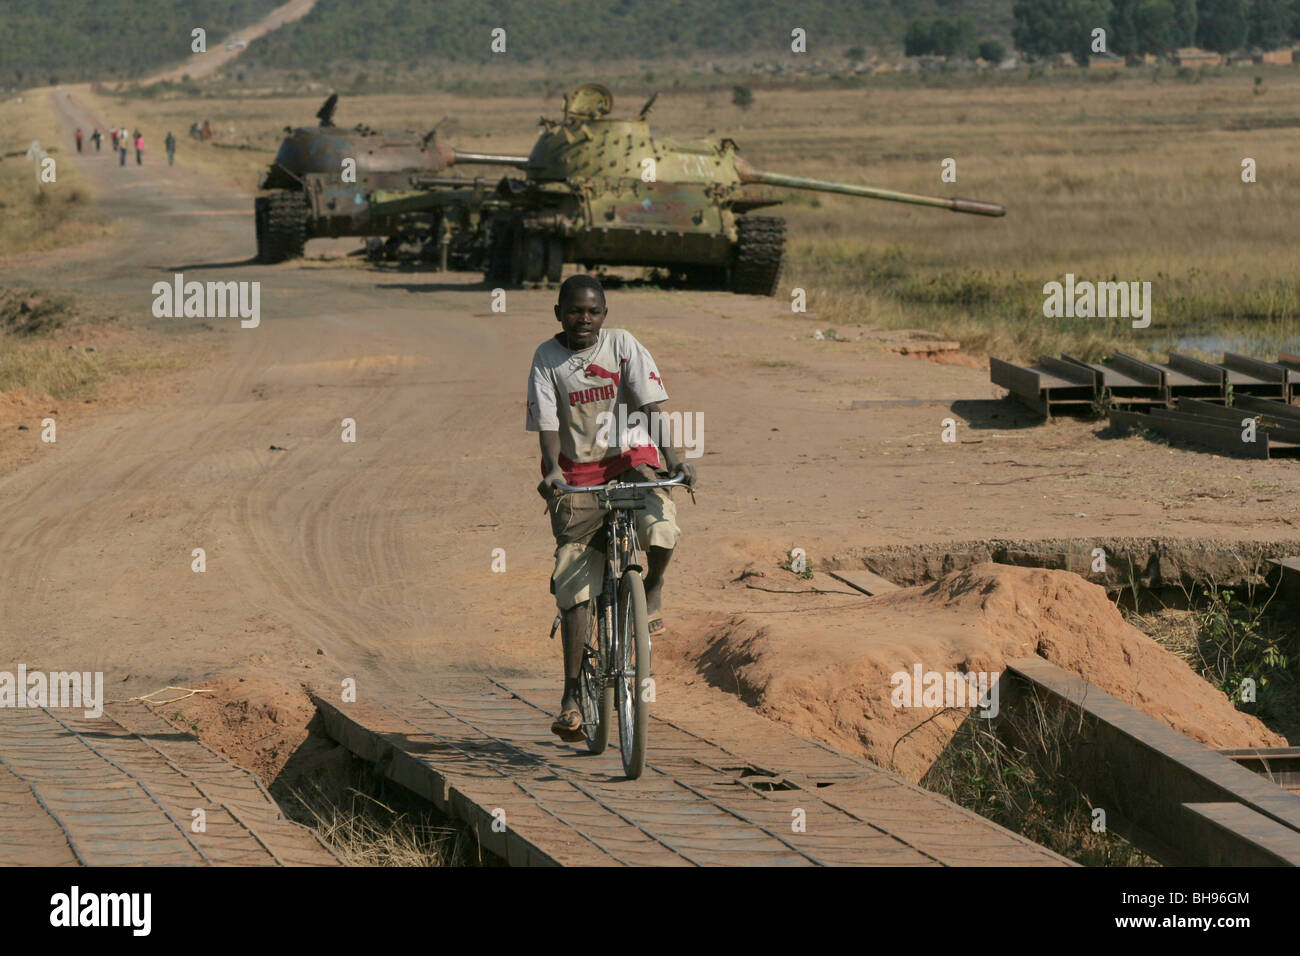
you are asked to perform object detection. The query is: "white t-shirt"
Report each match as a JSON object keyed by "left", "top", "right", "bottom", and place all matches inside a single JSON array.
[{"left": 526, "top": 327, "right": 669, "bottom": 485}]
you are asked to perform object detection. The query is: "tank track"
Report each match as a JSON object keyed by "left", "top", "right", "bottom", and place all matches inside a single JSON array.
[
  {"left": 484, "top": 214, "right": 522, "bottom": 286},
  {"left": 258, "top": 190, "right": 308, "bottom": 263},
  {"left": 253, "top": 196, "right": 269, "bottom": 259},
  {"left": 732, "top": 216, "right": 786, "bottom": 296}
]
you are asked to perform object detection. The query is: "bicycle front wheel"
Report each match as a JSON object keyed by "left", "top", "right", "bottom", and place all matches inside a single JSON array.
[{"left": 615, "top": 569, "right": 651, "bottom": 779}]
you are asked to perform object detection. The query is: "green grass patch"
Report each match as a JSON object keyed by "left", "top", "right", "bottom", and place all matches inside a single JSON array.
[{"left": 922, "top": 700, "right": 1157, "bottom": 866}]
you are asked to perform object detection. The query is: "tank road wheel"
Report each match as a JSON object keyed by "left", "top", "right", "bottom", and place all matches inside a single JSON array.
[
  {"left": 254, "top": 196, "right": 270, "bottom": 260},
  {"left": 522, "top": 232, "right": 547, "bottom": 283},
  {"left": 260, "top": 190, "right": 308, "bottom": 263},
  {"left": 485, "top": 215, "right": 523, "bottom": 287},
  {"left": 732, "top": 216, "right": 786, "bottom": 296},
  {"left": 545, "top": 236, "right": 564, "bottom": 284},
  {"left": 682, "top": 265, "right": 728, "bottom": 290}
]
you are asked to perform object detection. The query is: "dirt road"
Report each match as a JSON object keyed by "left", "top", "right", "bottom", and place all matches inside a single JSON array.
[
  {"left": 2, "top": 91, "right": 1296, "bottom": 770},
  {"left": 142, "top": 0, "right": 319, "bottom": 85}
]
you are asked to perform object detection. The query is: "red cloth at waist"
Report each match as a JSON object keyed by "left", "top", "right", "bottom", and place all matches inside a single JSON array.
[{"left": 540, "top": 446, "right": 661, "bottom": 486}]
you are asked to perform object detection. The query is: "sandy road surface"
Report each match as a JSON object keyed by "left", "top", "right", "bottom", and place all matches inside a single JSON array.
[{"left": 2, "top": 90, "right": 1298, "bottom": 738}]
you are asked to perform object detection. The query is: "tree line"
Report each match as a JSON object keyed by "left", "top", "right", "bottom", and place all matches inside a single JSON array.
[
  {"left": 1009, "top": 0, "right": 1300, "bottom": 65},
  {"left": 239, "top": 0, "right": 1010, "bottom": 68},
  {"left": 0, "top": 0, "right": 283, "bottom": 86}
]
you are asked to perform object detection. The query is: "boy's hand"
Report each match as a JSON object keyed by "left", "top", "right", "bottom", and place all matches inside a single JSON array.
[
  {"left": 538, "top": 466, "right": 566, "bottom": 500},
  {"left": 662, "top": 452, "right": 696, "bottom": 488}
]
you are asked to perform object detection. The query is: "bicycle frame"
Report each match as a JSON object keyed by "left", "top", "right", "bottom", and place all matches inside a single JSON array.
[{"left": 555, "top": 473, "right": 686, "bottom": 684}]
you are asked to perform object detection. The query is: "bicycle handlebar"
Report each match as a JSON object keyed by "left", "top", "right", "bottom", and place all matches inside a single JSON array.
[{"left": 554, "top": 473, "right": 689, "bottom": 496}]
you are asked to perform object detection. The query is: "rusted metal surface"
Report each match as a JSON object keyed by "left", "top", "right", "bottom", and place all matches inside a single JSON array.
[
  {"left": 1181, "top": 803, "right": 1300, "bottom": 866},
  {"left": 990, "top": 356, "right": 1098, "bottom": 418},
  {"left": 0, "top": 705, "right": 339, "bottom": 866},
  {"left": 1005, "top": 656, "right": 1300, "bottom": 866},
  {"left": 1220, "top": 747, "right": 1300, "bottom": 794},
  {"left": 313, "top": 677, "right": 1072, "bottom": 867},
  {"left": 1234, "top": 394, "right": 1300, "bottom": 425},
  {"left": 1177, "top": 397, "right": 1300, "bottom": 444},
  {"left": 1220, "top": 353, "right": 1294, "bottom": 400},
  {"left": 995, "top": 351, "right": 1300, "bottom": 419},
  {"left": 1164, "top": 352, "right": 1229, "bottom": 397},
  {"left": 1109, "top": 404, "right": 1300, "bottom": 459},
  {"left": 1060, "top": 354, "right": 1165, "bottom": 408}
]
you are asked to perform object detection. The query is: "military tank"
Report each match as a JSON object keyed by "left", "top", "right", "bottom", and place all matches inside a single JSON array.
[
  {"left": 434, "top": 83, "right": 1006, "bottom": 295},
  {"left": 254, "top": 94, "right": 517, "bottom": 265}
]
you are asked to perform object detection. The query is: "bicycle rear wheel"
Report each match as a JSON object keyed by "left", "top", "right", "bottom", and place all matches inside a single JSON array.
[
  {"left": 615, "top": 569, "right": 651, "bottom": 779},
  {"left": 579, "top": 602, "right": 611, "bottom": 754}
]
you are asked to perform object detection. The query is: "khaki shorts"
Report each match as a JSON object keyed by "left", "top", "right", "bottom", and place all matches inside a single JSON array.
[{"left": 548, "top": 463, "right": 680, "bottom": 610}]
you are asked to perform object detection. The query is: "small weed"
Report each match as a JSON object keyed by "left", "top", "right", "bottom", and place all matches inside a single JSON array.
[
  {"left": 1194, "top": 585, "right": 1290, "bottom": 705},
  {"left": 778, "top": 552, "right": 814, "bottom": 579}
]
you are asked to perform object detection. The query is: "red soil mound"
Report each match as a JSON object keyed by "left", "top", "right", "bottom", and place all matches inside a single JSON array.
[{"left": 680, "top": 563, "right": 1284, "bottom": 781}]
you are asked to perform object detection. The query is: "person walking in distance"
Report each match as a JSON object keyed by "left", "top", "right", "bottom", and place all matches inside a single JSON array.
[
  {"left": 119, "top": 132, "right": 127, "bottom": 166},
  {"left": 134, "top": 131, "right": 144, "bottom": 165},
  {"left": 110, "top": 127, "right": 118, "bottom": 151},
  {"left": 165, "top": 132, "right": 176, "bottom": 166},
  {"left": 527, "top": 274, "right": 695, "bottom": 741},
  {"left": 91, "top": 128, "right": 101, "bottom": 152},
  {"left": 74, "top": 128, "right": 83, "bottom": 153}
]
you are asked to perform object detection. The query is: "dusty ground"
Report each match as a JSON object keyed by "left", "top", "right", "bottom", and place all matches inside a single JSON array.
[{"left": 1, "top": 88, "right": 1295, "bottom": 798}]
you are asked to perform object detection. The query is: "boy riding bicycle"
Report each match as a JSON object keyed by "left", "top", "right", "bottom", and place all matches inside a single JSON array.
[{"left": 526, "top": 275, "right": 696, "bottom": 741}]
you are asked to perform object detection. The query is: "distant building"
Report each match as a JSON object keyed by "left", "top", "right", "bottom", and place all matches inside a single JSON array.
[
  {"left": 1254, "top": 48, "right": 1296, "bottom": 65},
  {"left": 1173, "top": 47, "right": 1222, "bottom": 66},
  {"left": 1088, "top": 53, "right": 1125, "bottom": 69}
]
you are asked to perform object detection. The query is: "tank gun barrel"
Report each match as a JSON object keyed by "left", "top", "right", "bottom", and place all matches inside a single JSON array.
[
  {"left": 451, "top": 149, "right": 531, "bottom": 168},
  {"left": 736, "top": 159, "right": 1006, "bottom": 217},
  {"left": 411, "top": 175, "right": 495, "bottom": 189}
]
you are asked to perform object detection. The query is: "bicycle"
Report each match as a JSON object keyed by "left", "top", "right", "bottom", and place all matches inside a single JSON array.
[{"left": 552, "top": 472, "right": 688, "bottom": 779}]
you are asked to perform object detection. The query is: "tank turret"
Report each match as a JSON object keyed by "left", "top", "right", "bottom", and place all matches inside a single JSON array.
[
  {"left": 253, "top": 95, "right": 514, "bottom": 265},
  {"left": 380, "top": 83, "right": 1008, "bottom": 294}
]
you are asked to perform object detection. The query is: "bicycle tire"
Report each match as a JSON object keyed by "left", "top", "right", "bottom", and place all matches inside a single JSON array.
[
  {"left": 616, "top": 569, "right": 651, "bottom": 779},
  {"left": 579, "top": 603, "right": 611, "bottom": 754}
]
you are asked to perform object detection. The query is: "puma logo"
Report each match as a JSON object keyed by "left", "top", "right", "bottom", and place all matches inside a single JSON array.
[
  {"left": 585, "top": 363, "right": 620, "bottom": 387},
  {"left": 649, "top": 371, "right": 663, "bottom": 387}
]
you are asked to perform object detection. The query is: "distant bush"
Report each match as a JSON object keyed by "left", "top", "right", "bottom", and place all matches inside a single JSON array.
[{"left": 904, "top": 14, "right": 978, "bottom": 57}]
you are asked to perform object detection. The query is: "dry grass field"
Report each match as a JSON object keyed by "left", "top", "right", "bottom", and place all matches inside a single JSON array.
[
  {"left": 59, "top": 67, "right": 1300, "bottom": 360},
  {"left": 0, "top": 93, "right": 109, "bottom": 257}
]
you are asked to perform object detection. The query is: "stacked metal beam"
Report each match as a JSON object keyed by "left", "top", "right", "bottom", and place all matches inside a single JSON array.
[
  {"left": 994, "top": 351, "right": 1300, "bottom": 417},
  {"left": 991, "top": 351, "right": 1300, "bottom": 458}
]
